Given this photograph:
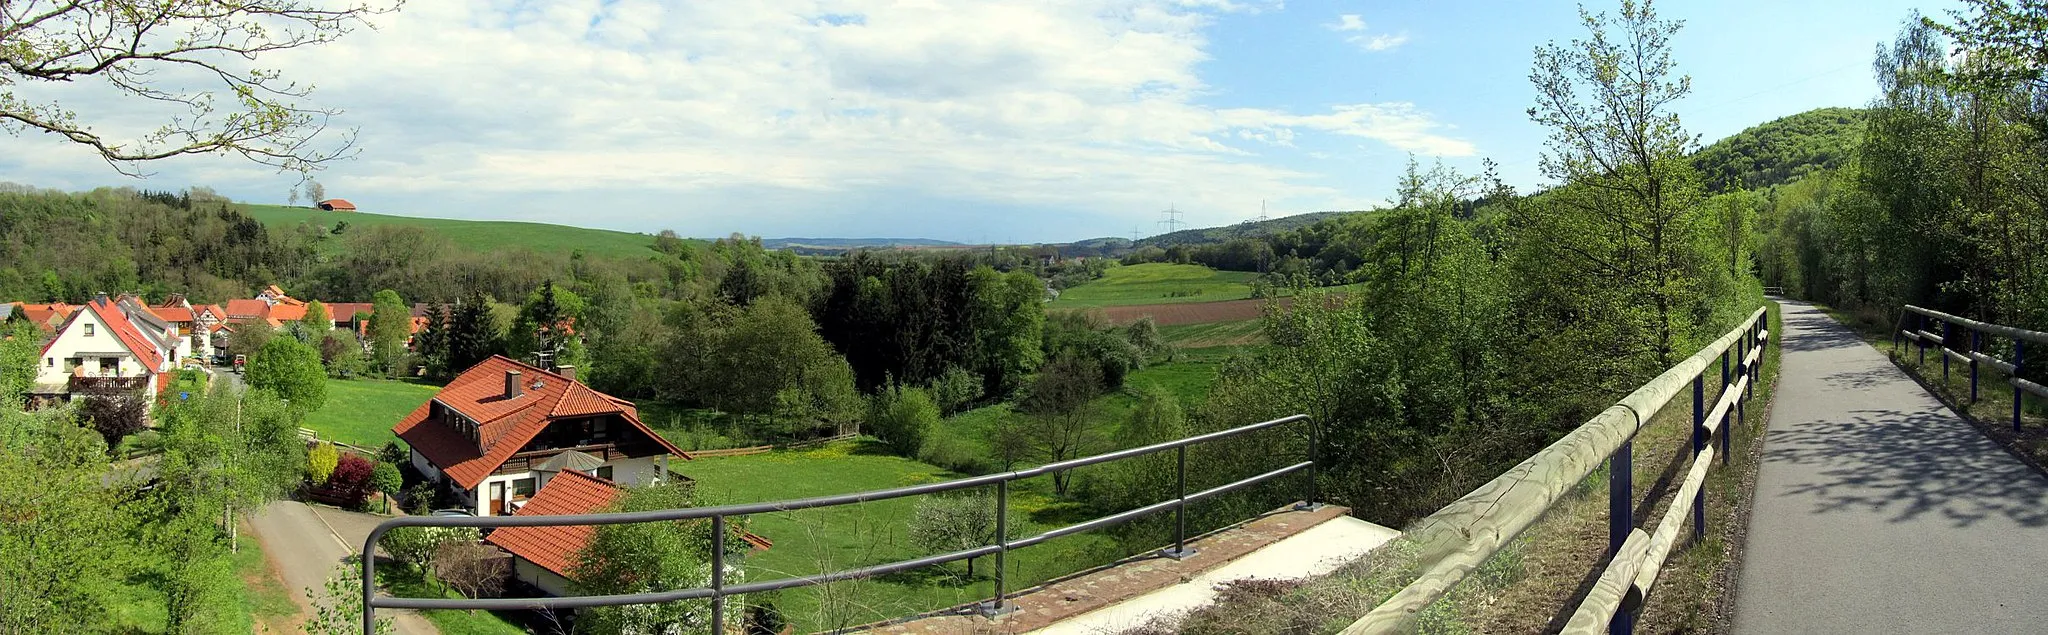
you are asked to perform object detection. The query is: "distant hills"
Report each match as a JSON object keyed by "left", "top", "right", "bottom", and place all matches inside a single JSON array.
[
  {"left": 239, "top": 204, "right": 669, "bottom": 258},
  {"left": 1693, "top": 107, "right": 1866, "bottom": 193},
  {"left": 759, "top": 237, "right": 966, "bottom": 249}
]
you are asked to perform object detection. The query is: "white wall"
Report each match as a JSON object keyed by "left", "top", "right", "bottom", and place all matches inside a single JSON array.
[
  {"left": 34, "top": 309, "right": 151, "bottom": 393},
  {"left": 512, "top": 558, "right": 576, "bottom": 597}
]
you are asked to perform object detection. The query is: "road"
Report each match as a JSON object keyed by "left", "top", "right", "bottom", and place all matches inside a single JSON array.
[
  {"left": 1732, "top": 301, "right": 2048, "bottom": 633},
  {"left": 249, "top": 500, "right": 437, "bottom": 635}
]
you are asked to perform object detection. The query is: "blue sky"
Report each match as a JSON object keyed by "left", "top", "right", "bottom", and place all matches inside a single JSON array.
[{"left": 1, "top": 0, "right": 1949, "bottom": 244}]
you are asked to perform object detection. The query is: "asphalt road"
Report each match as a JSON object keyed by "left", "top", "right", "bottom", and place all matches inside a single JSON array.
[
  {"left": 249, "top": 500, "right": 437, "bottom": 635},
  {"left": 1732, "top": 301, "right": 2048, "bottom": 633}
]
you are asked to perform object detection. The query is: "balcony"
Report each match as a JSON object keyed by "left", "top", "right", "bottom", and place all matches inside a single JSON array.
[{"left": 70, "top": 375, "right": 149, "bottom": 394}]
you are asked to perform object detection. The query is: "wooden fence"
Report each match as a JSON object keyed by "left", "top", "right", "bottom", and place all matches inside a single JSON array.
[
  {"left": 681, "top": 432, "right": 860, "bottom": 458},
  {"left": 1343, "top": 306, "right": 1770, "bottom": 634},
  {"left": 1897, "top": 305, "right": 2048, "bottom": 430}
]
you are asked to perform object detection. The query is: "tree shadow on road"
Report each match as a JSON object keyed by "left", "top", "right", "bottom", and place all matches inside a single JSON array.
[{"left": 1761, "top": 407, "right": 2048, "bottom": 528}]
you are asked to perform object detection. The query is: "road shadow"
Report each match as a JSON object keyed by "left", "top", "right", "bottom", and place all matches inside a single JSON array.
[
  {"left": 1777, "top": 304, "right": 1869, "bottom": 354},
  {"left": 1760, "top": 407, "right": 2048, "bottom": 528}
]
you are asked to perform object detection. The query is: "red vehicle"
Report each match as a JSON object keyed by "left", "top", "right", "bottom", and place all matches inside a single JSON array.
[{"left": 233, "top": 354, "right": 247, "bottom": 373}]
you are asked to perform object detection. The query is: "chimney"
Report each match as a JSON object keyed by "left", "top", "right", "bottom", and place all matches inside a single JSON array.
[
  {"left": 505, "top": 369, "right": 522, "bottom": 400},
  {"left": 556, "top": 365, "right": 576, "bottom": 382}
]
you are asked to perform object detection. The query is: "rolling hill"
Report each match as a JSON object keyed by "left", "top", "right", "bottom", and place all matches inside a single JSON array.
[
  {"left": 238, "top": 204, "right": 666, "bottom": 258},
  {"left": 1693, "top": 107, "right": 1867, "bottom": 193}
]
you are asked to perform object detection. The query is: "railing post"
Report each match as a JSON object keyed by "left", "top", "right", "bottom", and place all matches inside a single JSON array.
[
  {"left": 362, "top": 541, "right": 377, "bottom": 635},
  {"left": 1163, "top": 445, "right": 1196, "bottom": 559},
  {"left": 1297, "top": 419, "right": 1321, "bottom": 511},
  {"left": 1943, "top": 320, "right": 1953, "bottom": 380},
  {"left": 1609, "top": 440, "right": 1632, "bottom": 557},
  {"left": 2018, "top": 341, "right": 2028, "bottom": 433},
  {"left": 712, "top": 515, "right": 726, "bottom": 635},
  {"left": 1721, "top": 346, "right": 1732, "bottom": 464},
  {"left": 983, "top": 480, "right": 1011, "bottom": 617},
  {"left": 1692, "top": 374, "right": 1706, "bottom": 541},
  {"left": 1919, "top": 314, "right": 1928, "bottom": 366},
  {"left": 1970, "top": 329, "right": 1981, "bottom": 403}
]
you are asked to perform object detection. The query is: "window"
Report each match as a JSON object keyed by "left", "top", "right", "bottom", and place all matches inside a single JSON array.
[
  {"left": 595, "top": 466, "right": 613, "bottom": 481},
  {"left": 45, "top": 357, "right": 53, "bottom": 367},
  {"left": 593, "top": 419, "right": 609, "bottom": 440},
  {"left": 102, "top": 357, "right": 121, "bottom": 376},
  {"left": 83, "top": 323, "right": 94, "bottom": 336},
  {"left": 511, "top": 478, "right": 536, "bottom": 498}
]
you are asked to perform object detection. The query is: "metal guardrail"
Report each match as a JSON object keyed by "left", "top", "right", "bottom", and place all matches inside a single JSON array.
[
  {"left": 361, "top": 413, "right": 1316, "bottom": 634},
  {"left": 1762, "top": 286, "right": 1784, "bottom": 296},
  {"left": 1344, "top": 306, "right": 1770, "bottom": 634},
  {"left": 1897, "top": 305, "right": 2048, "bottom": 431}
]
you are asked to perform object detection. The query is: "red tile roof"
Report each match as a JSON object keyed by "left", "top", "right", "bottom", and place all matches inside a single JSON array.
[
  {"left": 14, "top": 302, "right": 76, "bottom": 329},
  {"left": 318, "top": 198, "right": 357, "bottom": 211},
  {"left": 326, "top": 302, "right": 377, "bottom": 322},
  {"left": 151, "top": 306, "right": 195, "bottom": 323},
  {"left": 483, "top": 469, "right": 619, "bottom": 579},
  {"left": 43, "top": 298, "right": 168, "bottom": 379},
  {"left": 268, "top": 303, "right": 308, "bottom": 322},
  {"left": 392, "top": 356, "right": 690, "bottom": 489},
  {"left": 224, "top": 299, "right": 270, "bottom": 320}
]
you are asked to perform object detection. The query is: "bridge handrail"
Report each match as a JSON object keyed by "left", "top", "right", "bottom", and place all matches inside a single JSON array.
[
  {"left": 1345, "top": 306, "right": 1769, "bottom": 634},
  {"left": 1896, "top": 305, "right": 2046, "bottom": 431},
  {"left": 360, "top": 413, "right": 1317, "bottom": 634}
]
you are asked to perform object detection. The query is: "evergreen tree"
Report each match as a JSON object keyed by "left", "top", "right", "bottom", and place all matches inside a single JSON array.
[{"left": 446, "top": 291, "right": 499, "bottom": 374}]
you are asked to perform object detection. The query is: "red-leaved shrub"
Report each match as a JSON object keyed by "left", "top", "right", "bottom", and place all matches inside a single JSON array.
[{"left": 328, "top": 454, "right": 376, "bottom": 506}]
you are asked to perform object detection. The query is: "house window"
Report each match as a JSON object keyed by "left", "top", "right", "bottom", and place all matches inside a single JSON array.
[
  {"left": 102, "top": 357, "right": 121, "bottom": 376},
  {"left": 511, "top": 477, "right": 536, "bottom": 498},
  {"left": 595, "top": 466, "right": 613, "bottom": 481},
  {"left": 65, "top": 358, "right": 82, "bottom": 372},
  {"left": 593, "top": 419, "right": 609, "bottom": 440},
  {"left": 83, "top": 323, "right": 94, "bottom": 336},
  {"left": 45, "top": 357, "right": 53, "bottom": 367}
]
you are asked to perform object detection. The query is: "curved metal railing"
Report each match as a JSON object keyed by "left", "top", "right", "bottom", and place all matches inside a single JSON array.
[{"left": 360, "top": 413, "right": 1317, "bottom": 634}]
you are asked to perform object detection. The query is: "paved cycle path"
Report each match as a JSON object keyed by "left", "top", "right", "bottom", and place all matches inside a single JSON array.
[{"left": 1733, "top": 301, "right": 2048, "bottom": 633}]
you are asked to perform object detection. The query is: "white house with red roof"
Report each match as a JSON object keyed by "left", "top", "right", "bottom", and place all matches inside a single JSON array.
[
  {"left": 393, "top": 356, "right": 692, "bottom": 516},
  {"left": 31, "top": 295, "right": 174, "bottom": 403}
]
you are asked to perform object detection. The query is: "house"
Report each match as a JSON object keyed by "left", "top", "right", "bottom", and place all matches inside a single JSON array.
[
  {"left": 31, "top": 295, "right": 173, "bottom": 403},
  {"left": 480, "top": 468, "right": 620, "bottom": 596},
  {"left": 115, "top": 295, "right": 191, "bottom": 365},
  {"left": 482, "top": 466, "right": 771, "bottom": 597},
  {"left": 317, "top": 199, "right": 357, "bottom": 212},
  {"left": 10, "top": 302, "right": 78, "bottom": 333},
  {"left": 392, "top": 356, "right": 691, "bottom": 516},
  {"left": 224, "top": 298, "right": 271, "bottom": 323}
]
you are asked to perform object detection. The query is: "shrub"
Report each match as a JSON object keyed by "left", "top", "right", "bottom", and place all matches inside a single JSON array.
[
  {"left": 377, "top": 441, "right": 408, "bottom": 467},
  {"left": 865, "top": 385, "right": 938, "bottom": 457},
  {"left": 307, "top": 441, "right": 340, "bottom": 484},
  {"left": 329, "top": 454, "right": 375, "bottom": 506},
  {"left": 369, "top": 462, "right": 403, "bottom": 498},
  {"left": 403, "top": 482, "right": 436, "bottom": 516},
  {"left": 927, "top": 367, "right": 983, "bottom": 416},
  {"left": 379, "top": 526, "right": 479, "bottom": 570}
]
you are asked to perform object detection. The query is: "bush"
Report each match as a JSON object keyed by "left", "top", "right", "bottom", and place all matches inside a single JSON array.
[
  {"left": 928, "top": 367, "right": 983, "bottom": 416},
  {"left": 379, "top": 526, "right": 480, "bottom": 570},
  {"left": 307, "top": 441, "right": 339, "bottom": 484},
  {"left": 403, "top": 481, "right": 436, "bottom": 516},
  {"left": 329, "top": 454, "right": 375, "bottom": 506},
  {"left": 866, "top": 385, "right": 938, "bottom": 457},
  {"left": 377, "top": 441, "right": 407, "bottom": 466},
  {"left": 918, "top": 432, "right": 994, "bottom": 475},
  {"left": 369, "top": 462, "right": 403, "bottom": 497}
]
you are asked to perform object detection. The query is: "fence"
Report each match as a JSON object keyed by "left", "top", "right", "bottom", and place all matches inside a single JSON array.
[
  {"left": 683, "top": 432, "right": 860, "bottom": 458},
  {"left": 1895, "top": 305, "right": 2048, "bottom": 430},
  {"left": 1762, "top": 285, "right": 1784, "bottom": 296},
  {"left": 360, "top": 414, "right": 1317, "bottom": 634},
  {"left": 1342, "top": 306, "right": 1770, "bottom": 634}
]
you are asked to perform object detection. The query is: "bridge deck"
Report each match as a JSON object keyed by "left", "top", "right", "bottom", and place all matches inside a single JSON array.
[{"left": 1733, "top": 301, "right": 2048, "bottom": 633}]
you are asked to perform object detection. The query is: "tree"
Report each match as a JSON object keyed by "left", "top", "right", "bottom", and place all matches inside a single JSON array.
[
  {"left": 78, "top": 392, "right": 150, "bottom": 455},
  {"left": 226, "top": 319, "right": 277, "bottom": 362},
  {"left": 417, "top": 303, "right": 452, "bottom": 379},
  {"left": 1016, "top": 355, "right": 1106, "bottom": 496},
  {"left": 446, "top": 291, "right": 500, "bottom": 375},
  {"left": 319, "top": 329, "right": 367, "bottom": 378},
  {"left": 1, "top": 2, "right": 397, "bottom": 175},
  {"left": 1525, "top": 0, "right": 1715, "bottom": 369},
  {"left": 370, "top": 462, "right": 403, "bottom": 499},
  {"left": 302, "top": 300, "right": 332, "bottom": 333},
  {"left": 434, "top": 542, "right": 508, "bottom": 604},
  {"left": 308, "top": 441, "right": 340, "bottom": 484},
  {"left": 367, "top": 289, "right": 411, "bottom": 376},
  {"left": 306, "top": 180, "right": 328, "bottom": 203},
  {"left": 907, "top": 493, "right": 1000, "bottom": 579},
  {"left": 574, "top": 481, "right": 748, "bottom": 634},
  {"left": 866, "top": 385, "right": 939, "bottom": 457},
  {"left": 246, "top": 336, "right": 327, "bottom": 418},
  {"left": 0, "top": 407, "right": 134, "bottom": 633},
  {"left": 306, "top": 561, "right": 396, "bottom": 635}
]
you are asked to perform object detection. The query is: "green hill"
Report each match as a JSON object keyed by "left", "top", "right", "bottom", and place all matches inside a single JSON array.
[
  {"left": 1693, "top": 107, "right": 1867, "bottom": 193},
  {"left": 239, "top": 204, "right": 663, "bottom": 258},
  {"left": 1137, "top": 211, "right": 1357, "bottom": 248},
  {"left": 1049, "top": 263, "right": 1259, "bottom": 307}
]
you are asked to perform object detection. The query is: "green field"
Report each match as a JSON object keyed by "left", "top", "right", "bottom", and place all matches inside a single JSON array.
[
  {"left": 683, "top": 442, "right": 1132, "bottom": 631},
  {"left": 301, "top": 378, "right": 440, "bottom": 448},
  {"left": 239, "top": 204, "right": 670, "bottom": 259},
  {"left": 1157, "top": 319, "right": 1266, "bottom": 349},
  {"left": 1049, "top": 263, "right": 1260, "bottom": 308}
]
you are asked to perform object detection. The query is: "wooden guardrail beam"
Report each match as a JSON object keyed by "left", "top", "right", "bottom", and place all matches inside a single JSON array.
[{"left": 1343, "top": 307, "right": 1766, "bottom": 634}]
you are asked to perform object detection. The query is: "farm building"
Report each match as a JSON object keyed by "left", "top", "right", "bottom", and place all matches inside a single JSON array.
[{"left": 317, "top": 198, "right": 357, "bottom": 211}]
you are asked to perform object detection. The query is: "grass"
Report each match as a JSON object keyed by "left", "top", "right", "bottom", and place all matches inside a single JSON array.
[
  {"left": 233, "top": 534, "right": 302, "bottom": 633},
  {"left": 301, "top": 378, "right": 441, "bottom": 448},
  {"left": 380, "top": 566, "right": 529, "bottom": 635},
  {"left": 682, "top": 441, "right": 1136, "bottom": 632},
  {"left": 1158, "top": 319, "right": 1266, "bottom": 349},
  {"left": 1050, "top": 263, "right": 1260, "bottom": 308},
  {"left": 239, "top": 203, "right": 684, "bottom": 259}
]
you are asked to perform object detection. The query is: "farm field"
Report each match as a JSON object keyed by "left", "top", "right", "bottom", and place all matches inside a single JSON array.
[
  {"left": 300, "top": 378, "right": 439, "bottom": 448},
  {"left": 1048, "top": 263, "right": 1259, "bottom": 308},
  {"left": 1157, "top": 319, "right": 1266, "bottom": 348},
  {"left": 239, "top": 204, "right": 671, "bottom": 258},
  {"left": 681, "top": 441, "right": 1131, "bottom": 632}
]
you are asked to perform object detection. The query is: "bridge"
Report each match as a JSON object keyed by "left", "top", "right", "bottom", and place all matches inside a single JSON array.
[{"left": 359, "top": 298, "right": 2048, "bottom": 634}]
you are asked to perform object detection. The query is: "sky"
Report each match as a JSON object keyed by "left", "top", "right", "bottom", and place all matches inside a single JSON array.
[{"left": 0, "top": 0, "right": 1952, "bottom": 244}]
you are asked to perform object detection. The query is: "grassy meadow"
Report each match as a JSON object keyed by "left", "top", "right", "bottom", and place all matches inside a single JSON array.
[
  {"left": 300, "top": 378, "right": 440, "bottom": 448},
  {"left": 239, "top": 204, "right": 673, "bottom": 259},
  {"left": 1049, "top": 263, "right": 1259, "bottom": 308}
]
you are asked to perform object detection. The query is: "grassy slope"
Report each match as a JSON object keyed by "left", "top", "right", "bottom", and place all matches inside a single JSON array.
[
  {"left": 301, "top": 378, "right": 439, "bottom": 448},
  {"left": 681, "top": 442, "right": 1128, "bottom": 632},
  {"left": 239, "top": 204, "right": 665, "bottom": 259},
  {"left": 1050, "top": 263, "right": 1259, "bottom": 308}
]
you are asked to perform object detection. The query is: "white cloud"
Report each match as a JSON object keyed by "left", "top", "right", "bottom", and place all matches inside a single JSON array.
[
  {"left": 1357, "top": 32, "right": 1410, "bottom": 51},
  {"left": 1327, "top": 13, "right": 1408, "bottom": 52},
  {"left": 1327, "top": 14, "right": 1367, "bottom": 32},
  {"left": 6, "top": 0, "right": 1466, "bottom": 238}
]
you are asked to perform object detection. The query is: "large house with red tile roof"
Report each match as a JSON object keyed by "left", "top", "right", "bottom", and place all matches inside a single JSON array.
[
  {"left": 480, "top": 468, "right": 621, "bottom": 595},
  {"left": 30, "top": 295, "right": 176, "bottom": 403},
  {"left": 393, "top": 356, "right": 691, "bottom": 516}
]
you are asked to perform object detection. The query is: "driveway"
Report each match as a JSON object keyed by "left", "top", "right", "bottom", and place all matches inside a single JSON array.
[{"left": 249, "top": 500, "right": 437, "bottom": 635}]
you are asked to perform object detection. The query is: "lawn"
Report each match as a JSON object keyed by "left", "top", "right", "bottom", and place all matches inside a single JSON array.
[
  {"left": 682, "top": 442, "right": 1133, "bottom": 632},
  {"left": 1050, "top": 263, "right": 1260, "bottom": 308},
  {"left": 301, "top": 378, "right": 440, "bottom": 448},
  {"left": 239, "top": 204, "right": 688, "bottom": 259}
]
